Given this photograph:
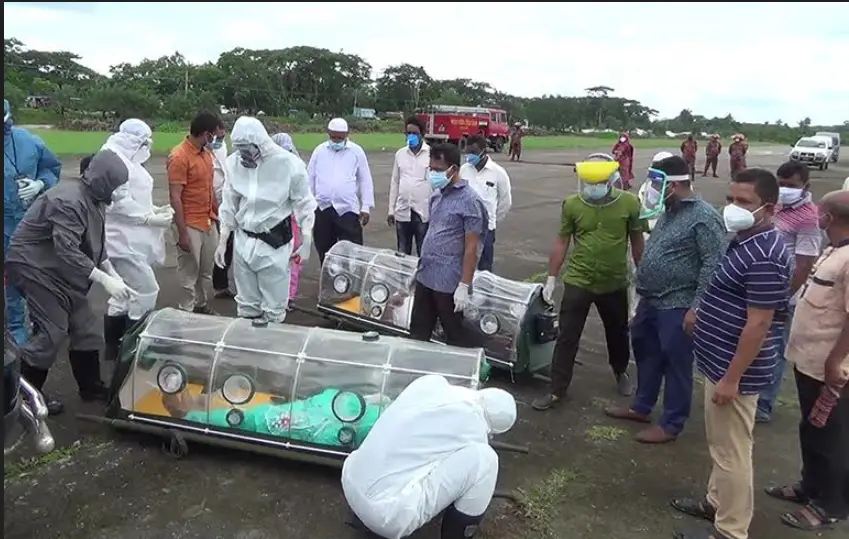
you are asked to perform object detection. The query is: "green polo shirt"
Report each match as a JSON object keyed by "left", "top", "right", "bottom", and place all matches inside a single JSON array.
[{"left": 559, "top": 189, "right": 643, "bottom": 294}]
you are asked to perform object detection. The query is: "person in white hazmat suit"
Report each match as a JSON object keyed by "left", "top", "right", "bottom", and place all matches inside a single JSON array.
[
  {"left": 341, "top": 374, "right": 517, "bottom": 539},
  {"left": 100, "top": 119, "right": 173, "bottom": 361},
  {"left": 215, "top": 117, "right": 317, "bottom": 323}
]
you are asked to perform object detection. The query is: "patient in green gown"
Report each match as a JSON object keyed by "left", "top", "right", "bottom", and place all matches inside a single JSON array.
[{"left": 162, "top": 388, "right": 382, "bottom": 448}]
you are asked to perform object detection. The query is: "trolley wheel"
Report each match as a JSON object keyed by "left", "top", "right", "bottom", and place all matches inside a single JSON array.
[{"left": 162, "top": 429, "right": 189, "bottom": 459}]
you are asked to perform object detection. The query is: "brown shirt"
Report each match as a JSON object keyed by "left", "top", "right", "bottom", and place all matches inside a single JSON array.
[
  {"left": 787, "top": 243, "right": 849, "bottom": 383},
  {"left": 167, "top": 138, "right": 216, "bottom": 231}
]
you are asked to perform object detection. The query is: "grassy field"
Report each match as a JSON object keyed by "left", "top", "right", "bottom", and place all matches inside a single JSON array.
[{"left": 31, "top": 129, "right": 698, "bottom": 156}]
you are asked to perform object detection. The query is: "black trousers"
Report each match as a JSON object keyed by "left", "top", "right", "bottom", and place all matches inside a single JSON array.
[
  {"left": 795, "top": 368, "right": 849, "bottom": 518},
  {"left": 212, "top": 225, "right": 233, "bottom": 291},
  {"left": 314, "top": 207, "right": 363, "bottom": 265},
  {"left": 408, "top": 282, "right": 472, "bottom": 347},
  {"left": 550, "top": 283, "right": 631, "bottom": 395}
]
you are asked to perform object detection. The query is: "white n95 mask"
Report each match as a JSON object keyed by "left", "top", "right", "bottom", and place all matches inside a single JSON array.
[{"left": 723, "top": 203, "right": 762, "bottom": 232}]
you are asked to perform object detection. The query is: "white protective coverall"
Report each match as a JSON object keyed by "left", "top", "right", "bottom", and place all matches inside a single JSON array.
[
  {"left": 341, "top": 375, "right": 517, "bottom": 539},
  {"left": 102, "top": 119, "right": 173, "bottom": 320},
  {"left": 218, "top": 117, "right": 317, "bottom": 322}
]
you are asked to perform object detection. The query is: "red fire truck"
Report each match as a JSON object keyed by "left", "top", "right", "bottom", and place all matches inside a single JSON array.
[{"left": 416, "top": 105, "right": 511, "bottom": 152}]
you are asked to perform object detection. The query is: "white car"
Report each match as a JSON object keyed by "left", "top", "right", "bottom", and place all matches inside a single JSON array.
[{"left": 789, "top": 136, "right": 834, "bottom": 170}]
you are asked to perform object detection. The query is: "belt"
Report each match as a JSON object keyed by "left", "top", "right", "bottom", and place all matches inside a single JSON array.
[{"left": 244, "top": 216, "right": 293, "bottom": 250}]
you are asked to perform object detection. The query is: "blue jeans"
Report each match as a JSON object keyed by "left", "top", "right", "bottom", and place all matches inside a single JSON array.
[
  {"left": 630, "top": 301, "right": 695, "bottom": 435},
  {"left": 395, "top": 211, "right": 428, "bottom": 256},
  {"left": 478, "top": 229, "right": 496, "bottom": 272},
  {"left": 757, "top": 304, "right": 795, "bottom": 419},
  {"left": 4, "top": 234, "right": 28, "bottom": 345}
]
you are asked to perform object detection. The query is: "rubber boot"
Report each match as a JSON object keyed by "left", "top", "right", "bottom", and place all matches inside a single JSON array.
[
  {"left": 441, "top": 504, "right": 484, "bottom": 539},
  {"left": 68, "top": 349, "right": 109, "bottom": 402},
  {"left": 19, "top": 362, "right": 65, "bottom": 416},
  {"left": 103, "top": 314, "right": 130, "bottom": 362}
]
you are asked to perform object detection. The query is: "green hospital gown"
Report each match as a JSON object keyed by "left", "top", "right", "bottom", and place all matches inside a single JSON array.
[{"left": 184, "top": 388, "right": 382, "bottom": 448}]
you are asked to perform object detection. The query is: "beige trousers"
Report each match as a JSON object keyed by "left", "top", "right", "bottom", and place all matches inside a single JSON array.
[
  {"left": 704, "top": 379, "right": 758, "bottom": 539},
  {"left": 173, "top": 223, "right": 219, "bottom": 311}
]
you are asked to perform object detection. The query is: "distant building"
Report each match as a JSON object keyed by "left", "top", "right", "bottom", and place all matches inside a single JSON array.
[{"left": 352, "top": 107, "right": 377, "bottom": 119}]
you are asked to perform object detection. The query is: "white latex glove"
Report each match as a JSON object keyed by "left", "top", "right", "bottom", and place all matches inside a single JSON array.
[
  {"left": 213, "top": 240, "right": 228, "bottom": 268},
  {"left": 291, "top": 233, "right": 312, "bottom": 264},
  {"left": 155, "top": 205, "right": 174, "bottom": 217},
  {"left": 17, "top": 179, "right": 44, "bottom": 203},
  {"left": 100, "top": 259, "right": 121, "bottom": 280},
  {"left": 90, "top": 267, "right": 135, "bottom": 302},
  {"left": 542, "top": 276, "right": 557, "bottom": 304},
  {"left": 144, "top": 212, "right": 172, "bottom": 227},
  {"left": 453, "top": 283, "right": 469, "bottom": 313}
]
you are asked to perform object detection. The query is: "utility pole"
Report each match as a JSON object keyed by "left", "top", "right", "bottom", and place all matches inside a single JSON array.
[{"left": 184, "top": 68, "right": 189, "bottom": 97}]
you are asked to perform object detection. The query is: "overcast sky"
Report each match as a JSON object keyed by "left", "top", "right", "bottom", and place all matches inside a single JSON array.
[{"left": 5, "top": 2, "right": 848, "bottom": 124}]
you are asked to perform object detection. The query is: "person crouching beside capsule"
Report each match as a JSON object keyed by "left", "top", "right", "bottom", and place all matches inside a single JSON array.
[
  {"left": 101, "top": 119, "right": 174, "bottom": 362},
  {"left": 341, "top": 374, "right": 517, "bottom": 539},
  {"left": 5, "top": 150, "right": 137, "bottom": 416},
  {"left": 215, "top": 117, "right": 316, "bottom": 324}
]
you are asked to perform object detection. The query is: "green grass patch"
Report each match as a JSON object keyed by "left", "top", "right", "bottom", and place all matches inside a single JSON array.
[
  {"left": 514, "top": 468, "right": 580, "bottom": 538},
  {"left": 4, "top": 441, "right": 90, "bottom": 480},
  {"left": 31, "top": 129, "right": 710, "bottom": 157},
  {"left": 585, "top": 425, "right": 628, "bottom": 443}
]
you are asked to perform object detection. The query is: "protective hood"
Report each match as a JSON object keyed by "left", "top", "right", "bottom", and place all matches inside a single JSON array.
[
  {"left": 103, "top": 119, "right": 152, "bottom": 163},
  {"left": 271, "top": 132, "right": 300, "bottom": 157},
  {"left": 618, "top": 132, "right": 630, "bottom": 142},
  {"left": 475, "top": 387, "right": 517, "bottom": 434},
  {"left": 231, "top": 116, "right": 278, "bottom": 157},
  {"left": 82, "top": 149, "right": 130, "bottom": 203}
]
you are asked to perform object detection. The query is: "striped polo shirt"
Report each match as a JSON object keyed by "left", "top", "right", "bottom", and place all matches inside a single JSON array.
[{"left": 693, "top": 226, "right": 792, "bottom": 394}]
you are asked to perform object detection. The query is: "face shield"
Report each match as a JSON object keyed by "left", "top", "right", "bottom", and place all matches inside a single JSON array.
[
  {"left": 638, "top": 168, "right": 690, "bottom": 219},
  {"left": 575, "top": 157, "right": 620, "bottom": 203},
  {"left": 132, "top": 138, "right": 153, "bottom": 164},
  {"left": 234, "top": 143, "right": 261, "bottom": 168}
]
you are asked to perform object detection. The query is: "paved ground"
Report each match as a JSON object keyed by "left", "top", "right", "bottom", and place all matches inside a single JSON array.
[{"left": 5, "top": 146, "right": 848, "bottom": 539}]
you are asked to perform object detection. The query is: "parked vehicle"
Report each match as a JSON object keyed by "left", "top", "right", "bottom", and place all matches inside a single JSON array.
[
  {"left": 416, "top": 105, "right": 511, "bottom": 152},
  {"left": 789, "top": 136, "right": 834, "bottom": 170},
  {"left": 814, "top": 131, "right": 841, "bottom": 163}
]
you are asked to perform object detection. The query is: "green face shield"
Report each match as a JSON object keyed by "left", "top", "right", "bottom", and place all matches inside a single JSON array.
[{"left": 638, "top": 168, "right": 669, "bottom": 219}]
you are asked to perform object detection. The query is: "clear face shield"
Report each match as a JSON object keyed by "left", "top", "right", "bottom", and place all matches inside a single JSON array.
[
  {"left": 575, "top": 156, "right": 620, "bottom": 204},
  {"left": 234, "top": 143, "right": 262, "bottom": 168},
  {"left": 638, "top": 168, "right": 690, "bottom": 219}
]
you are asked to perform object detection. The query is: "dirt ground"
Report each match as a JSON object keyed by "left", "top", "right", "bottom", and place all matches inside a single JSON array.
[{"left": 5, "top": 146, "right": 848, "bottom": 539}]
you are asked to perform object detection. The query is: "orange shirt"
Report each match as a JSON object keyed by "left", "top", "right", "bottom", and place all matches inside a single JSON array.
[{"left": 167, "top": 138, "right": 217, "bottom": 231}]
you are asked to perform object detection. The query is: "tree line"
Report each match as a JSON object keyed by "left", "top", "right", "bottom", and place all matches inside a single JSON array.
[{"left": 4, "top": 38, "right": 847, "bottom": 143}]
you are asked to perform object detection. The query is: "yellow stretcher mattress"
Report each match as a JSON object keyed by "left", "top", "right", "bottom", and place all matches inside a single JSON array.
[
  {"left": 134, "top": 383, "right": 277, "bottom": 417},
  {"left": 334, "top": 295, "right": 362, "bottom": 314}
]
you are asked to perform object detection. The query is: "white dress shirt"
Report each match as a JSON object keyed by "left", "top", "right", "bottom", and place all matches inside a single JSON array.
[
  {"left": 307, "top": 140, "right": 375, "bottom": 215},
  {"left": 388, "top": 143, "right": 431, "bottom": 223},
  {"left": 461, "top": 156, "right": 512, "bottom": 231},
  {"left": 211, "top": 141, "right": 229, "bottom": 206}
]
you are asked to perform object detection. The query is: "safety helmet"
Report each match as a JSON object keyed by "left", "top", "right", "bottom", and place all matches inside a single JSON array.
[{"left": 575, "top": 153, "right": 620, "bottom": 203}]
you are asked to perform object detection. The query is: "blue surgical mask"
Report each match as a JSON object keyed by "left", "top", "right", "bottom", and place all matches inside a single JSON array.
[
  {"left": 465, "top": 152, "right": 482, "bottom": 166},
  {"left": 329, "top": 140, "right": 346, "bottom": 151},
  {"left": 582, "top": 183, "right": 610, "bottom": 200},
  {"left": 428, "top": 170, "right": 451, "bottom": 190},
  {"left": 406, "top": 133, "right": 421, "bottom": 148},
  {"left": 210, "top": 138, "right": 223, "bottom": 150}
]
